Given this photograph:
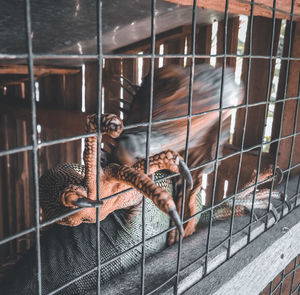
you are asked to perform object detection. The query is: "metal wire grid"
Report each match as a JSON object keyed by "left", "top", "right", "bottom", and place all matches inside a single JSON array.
[
  {"left": 25, "top": 1, "right": 41, "bottom": 294},
  {"left": 0, "top": 0, "right": 300, "bottom": 294},
  {"left": 264, "top": 255, "right": 300, "bottom": 295}
]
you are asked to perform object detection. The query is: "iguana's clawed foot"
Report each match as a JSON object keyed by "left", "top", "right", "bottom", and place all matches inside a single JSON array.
[
  {"left": 269, "top": 203, "right": 280, "bottom": 223},
  {"left": 276, "top": 167, "right": 283, "bottom": 184},
  {"left": 133, "top": 149, "right": 193, "bottom": 189},
  {"left": 86, "top": 113, "right": 123, "bottom": 138},
  {"left": 60, "top": 184, "right": 102, "bottom": 209},
  {"left": 102, "top": 149, "right": 194, "bottom": 235},
  {"left": 55, "top": 114, "right": 191, "bottom": 235}
]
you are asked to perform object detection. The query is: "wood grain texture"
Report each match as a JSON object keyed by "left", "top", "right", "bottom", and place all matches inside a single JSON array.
[
  {"left": 163, "top": 0, "right": 300, "bottom": 20},
  {"left": 97, "top": 176, "right": 299, "bottom": 295},
  {"left": 233, "top": 16, "right": 281, "bottom": 148},
  {"left": 271, "top": 21, "right": 300, "bottom": 175},
  {"left": 183, "top": 202, "right": 300, "bottom": 295},
  {"left": 0, "top": 65, "right": 80, "bottom": 75}
]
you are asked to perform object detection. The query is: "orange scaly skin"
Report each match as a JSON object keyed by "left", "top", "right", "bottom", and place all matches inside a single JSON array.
[
  {"left": 59, "top": 150, "right": 185, "bottom": 226},
  {"left": 56, "top": 114, "right": 188, "bottom": 234},
  {"left": 109, "top": 65, "right": 243, "bottom": 243}
]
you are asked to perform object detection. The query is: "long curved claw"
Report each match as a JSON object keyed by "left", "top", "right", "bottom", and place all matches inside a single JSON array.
[
  {"left": 179, "top": 159, "right": 193, "bottom": 190},
  {"left": 269, "top": 203, "right": 280, "bottom": 223},
  {"left": 276, "top": 167, "right": 284, "bottom": 184},
  {"left": 72, "top": 198, "right": 103, "bottom": 208},
  {"left": 132, "top": 150, "right": 193, "bottom": 190},
  {"left": 280, "top": 192, "right": 291, "bottom": 210},
  {"left": 168, "top": 208, "right": 184, "bottom": 236},
  {"left": 104, "top": 163, "right": 183, "bottom": 233}
]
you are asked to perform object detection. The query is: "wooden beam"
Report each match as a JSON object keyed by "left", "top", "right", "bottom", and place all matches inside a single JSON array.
[
  {"left": 216, "top": 17, "right": 240, "bottom": 69},
  {"left": 115, "top": 25, "right": 191, "bottom": 55},
  {"left": 233, "top": 16, "right": 281, "bottom": 148},
  {"left": 163, "top": 0, "right": 300, "bottom": 21},
  {"left": 122, "top": 58, "right": 137, "bottom": 100},
  {"left": 99, "top": 179, "right": 299, "bottom": 295},
  {"left": 103, "top": 59, "right": 122, "bottom": 115},
  {"left": 164, "top": 38, "right": 185, "bottom": 66},
  {"left": 195, "top": 24, "right": 212, "bottom": 64},
  {"left": 183, "top": 204, "right": 300, "bottom": 295},
  {"left": 0, "top": 65, "right": 80, "bottom": 76},
  {"left": 0, "top": 103, "right": 86, "bottom": 133},
  {"left": 84, "top": 63, "right": 98, "bottom": 113},
  {"left": 271, "top": 21, "right": 300, "bottom": 174}
]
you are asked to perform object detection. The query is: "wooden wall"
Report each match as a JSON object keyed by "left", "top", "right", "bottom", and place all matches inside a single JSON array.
[{"left": 0, "top": 15, "right": 300, "bottom": 277}]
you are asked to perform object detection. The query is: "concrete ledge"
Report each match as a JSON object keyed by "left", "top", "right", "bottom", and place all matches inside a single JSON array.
[{"left": 183, "top": 204, "right": 300, "bottom": 295}]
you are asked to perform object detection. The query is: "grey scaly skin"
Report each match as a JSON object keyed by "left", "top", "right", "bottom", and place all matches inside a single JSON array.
[
  {"left": 109, "top": 64, "right": 244, "bottom": 243},
  {"left": 196, "top": 189, "right": 281, "bottom": 225},
  {"left": 109, "top": 65, "right": 284, "bottom": 243},
  {"left": 40, "top": 113, "right": 192, "bottom": 234},
  {"left": 3, "top": 156, "right": 281, "bottom": 295}
]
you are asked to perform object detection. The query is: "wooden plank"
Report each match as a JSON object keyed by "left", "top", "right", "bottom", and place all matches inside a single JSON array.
[
  {"left": 0, "top": 103, "right": 86, "bottom": 134},
  {"left": 195, "top": 24, "right": 212, "bottom": 64},
  {"left": 38, "top": 75, "right": 64, "bottom": 107},
  {"left": 233, "top": 16, "right": 281, "bottom": 148},
  {"left": 271, "top": 21, "right": 300, "bottom": 174},
  {"left": 122, "top": 58, "right": 137, "bottom": 104},
  {"left": 20, "top": 121, "right": 33, "bottom": 234},
  {"left": 216, "top": 17, "right": 239, "bottom": 69},
  {"left": 214, "top": 146, "right": 276, "bottom": 204},
  {"left": 62, "top": 72, "right": 82, "bottom": 110},
  {"left": 0, "top": 65, "right": 80, "bottom": 75},
  {"left": 213, "top": 18, "right": 240, "bottom": 203},
  {"left": 0, "top": 66, "right": 81, "bottom": 88},
  {"left": 184, "top": 205, "right": 300, "bottom": 295},
  {"left": 85, "top": 62, "right": 98, "bottom": 113},
  {"left": 100, "top": 177, "right": 300, "bottom": 295},
  {"left": 117, "top": 26, "right": 188, "bottom": 55},
  {"left": 164, "top": 38, "right": 185, "bottom": 66},
  {"left": 163, "top": 0, "right": 300, "bottom": 21},
  {"left": 103, "top": 59, "right": 122, "bottom": 115},
  {"left": 1, "top": 115, "right": 16, "bottom": 258}
]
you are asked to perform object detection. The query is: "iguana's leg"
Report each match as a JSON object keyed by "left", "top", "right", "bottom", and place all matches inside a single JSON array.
[
  {"left": 132, "top": 149, "right": 193, "bottom": 188},
  {"left": 61, "top": 146, "right": 192, "bottom": 234},
  {"left": 58, "top": 113, "right": 124, "bottom": 224},
  {"left": 167, "top": 191, "right": 198, "bottom": 245},
  {"left": 168, "top": 171, "right": 201, "bottom": 245},
  {"left": 101, "top": 150, "right": 192, "bottom": 234},
  {"left": 84, "top": 113, "right": 123, "bottom": 199}
]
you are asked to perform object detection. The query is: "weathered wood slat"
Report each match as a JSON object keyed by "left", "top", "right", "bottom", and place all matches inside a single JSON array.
[
  {"left": 271, "top": 21, "right": 300, "bottom": 174},
  {"left": 184, "top": 204, "right": 300, "bottom": 295},
  {"left": 195, "top": 24, "right": 212, "bottom": 64},
  {"left": 233, "top": 16, "right": 281, "bottom": 148},
  {"left": 103, "top": 59, "right": 122, "bottom": 115},
  {"left": 0, "top": 65, "right": 80, "bottom": 75},
  {"left": 0, "top": 103, "right": 86, "bottom": 134},
  {"left": 216, "top": 17, "right": 240, "bottom": 69},
  {"left": 163, "top": 0, "right": 300, "bottom": 21},
  {"left": 85, "top": 62, "right": 98, "bottom": 113}
]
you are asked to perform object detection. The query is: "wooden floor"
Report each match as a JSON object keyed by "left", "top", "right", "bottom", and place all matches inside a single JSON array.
[{"left": 100, "top": 176, "right": 300, "bottom": 295}]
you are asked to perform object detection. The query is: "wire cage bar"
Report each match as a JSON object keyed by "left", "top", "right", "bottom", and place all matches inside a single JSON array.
[{"left": 0, "top": 0, "right": 300, "bottom": 294}]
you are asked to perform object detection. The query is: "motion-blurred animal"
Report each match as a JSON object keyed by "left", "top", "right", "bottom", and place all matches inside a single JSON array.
[
  {"left": 40, "top": 113, "right": 192, "bottom": 233},
  {"left": 107, "top": 64, "right": 243, "bottom": 243}
]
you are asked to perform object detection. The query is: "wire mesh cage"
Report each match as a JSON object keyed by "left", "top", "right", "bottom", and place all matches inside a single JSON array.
[
  {"left": 260, "top": 254, "right": 300, "bottom": 295},
  {"left": 0, "top": 0, "right": 300, "bottom": 294}
]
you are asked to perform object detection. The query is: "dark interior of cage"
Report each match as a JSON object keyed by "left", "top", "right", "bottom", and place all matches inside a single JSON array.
[{"left": 0, "top": 1, "right": 300, "bottom": 294}]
